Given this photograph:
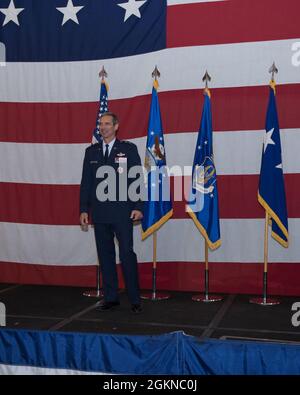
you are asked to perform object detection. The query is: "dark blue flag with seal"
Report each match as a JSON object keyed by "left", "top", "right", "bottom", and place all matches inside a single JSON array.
[
  {"left": 258, "top": 82, "right": 289, "bottom": 247},
  {"left": 186, "top": 88, "right": 221, "bottom": 250},
  {"left": 141, "top": 80, "right": 173, "bottom": 240}
]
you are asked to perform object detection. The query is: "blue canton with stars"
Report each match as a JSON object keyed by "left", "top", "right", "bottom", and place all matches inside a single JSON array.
[{"left": 0, "top": 0, "right": 166, "bottom": 61}]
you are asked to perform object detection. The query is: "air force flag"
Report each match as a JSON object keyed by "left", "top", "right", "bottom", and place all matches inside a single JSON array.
[
  {"left": 141, "top": 81, "right": 173, "bottom": 240},
  {"left": 186, "top": 88, "right": 221, "bottom": 250}
]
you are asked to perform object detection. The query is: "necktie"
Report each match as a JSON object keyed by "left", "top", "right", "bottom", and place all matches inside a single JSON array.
[{"left": 104, "top": 144, "right": 109, "bottom": 164}]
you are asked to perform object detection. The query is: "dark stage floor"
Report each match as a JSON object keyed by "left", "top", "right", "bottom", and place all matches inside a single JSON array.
[{"left": 1, "top": 283, "right": 300, "bottom": 343}]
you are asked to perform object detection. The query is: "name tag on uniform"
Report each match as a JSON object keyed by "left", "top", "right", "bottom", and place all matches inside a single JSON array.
[
  {"left": 115, "top": 157, "right": 127, "bottom": 163},
  {"left": 90, "top": 160, "right": 98, "bottom": 164}
]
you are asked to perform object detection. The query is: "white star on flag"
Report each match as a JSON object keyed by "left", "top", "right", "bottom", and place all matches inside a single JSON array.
[
  {"left": 56, "top": 0, "right": 84, "bottom": 26},
  {"left": 118, "top": 0, "right": 147, "bottom": 22},
  {"left": 263, "top": 127, "right": 276, "bottom": 153},
  {"left": 276, "top": 163, "right": 283, "bottom": 169},
  {"left": 0, "top": 0, "right": 24, "bottom": 26}
]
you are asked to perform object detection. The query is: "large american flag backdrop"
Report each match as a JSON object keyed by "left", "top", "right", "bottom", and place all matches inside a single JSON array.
[{"left": 0, "top": 0, "right": 299, "bottom": 295}]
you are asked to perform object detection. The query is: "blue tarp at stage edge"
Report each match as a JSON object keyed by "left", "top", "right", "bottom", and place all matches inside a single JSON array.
[{"left": 0, "top": 329, "right": 300, "bottom": 375}]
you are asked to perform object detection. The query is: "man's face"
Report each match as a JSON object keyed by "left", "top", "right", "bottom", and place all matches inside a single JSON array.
[{"left": 99, "top": 115, "right": 119, "bottom": 142}]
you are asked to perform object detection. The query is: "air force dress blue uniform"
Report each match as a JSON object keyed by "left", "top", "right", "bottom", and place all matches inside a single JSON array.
[{"left": 80, "top": 139, "right": 143, "bottom": 305}]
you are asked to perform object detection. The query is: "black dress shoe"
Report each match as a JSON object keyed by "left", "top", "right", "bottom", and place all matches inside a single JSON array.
[
  {"left": 131, "top": 304, "right": 142, "bottom": 314},
  {"left": 98, "top": 301, "right": 120, "bottom": 312}
]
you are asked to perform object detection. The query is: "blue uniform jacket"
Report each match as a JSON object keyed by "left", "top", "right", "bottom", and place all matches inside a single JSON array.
[{"left": 80, "top": 139, "right": 144, "bottom": 223}]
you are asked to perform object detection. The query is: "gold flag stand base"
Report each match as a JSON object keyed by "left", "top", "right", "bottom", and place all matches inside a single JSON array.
[
  {"left": 192, "top": 294, "right": 223, "bottom": 303},
  {"left": 83, "top": 289, "right": 104, "bottom": 298},
  {"left": 249, "top": 297, "right": 280, "bottom": 306},
  {"left": 141, "top": 292, "right": 170, "bottom": 301}
]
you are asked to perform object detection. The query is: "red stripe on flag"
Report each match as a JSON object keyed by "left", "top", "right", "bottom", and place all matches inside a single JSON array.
[
  {"left": 0, "top": 183, "right": 79, "bottom": 225},
  {"left": 1, "top": 174, "right": 299, "bottom": 224},
  {"left": 1, "top": 261, "right": 300, "bottom": 296},
  {"left": 0, "top": 85, "right": 299, "bottom": 143},
  {"left": 167, "top": 0, "right": 300, "bottom": 48},
  {"left": 172, "top": 174, "right": 299, "bottom": 219},
  {"left": 0, "top": 102, "right": 95, "bottom": 144}
]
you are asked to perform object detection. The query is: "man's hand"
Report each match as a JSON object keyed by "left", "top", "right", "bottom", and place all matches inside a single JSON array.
[
  {"left": 80, "top": 212, "right": 89, "bottom": 231},
  {"left": 130, "top": 210, "right": 143, "bottom": 221}
]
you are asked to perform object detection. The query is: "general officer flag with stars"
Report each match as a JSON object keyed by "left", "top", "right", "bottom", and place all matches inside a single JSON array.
[
  {"left": 258, "top": 82, "right": 289, "bottom": 247},
  {"left": 186, "top": 88, "right": 221, "bottom": 250},
  {"left": 141, "top": 80, "right": 173, "bottom": 240}
]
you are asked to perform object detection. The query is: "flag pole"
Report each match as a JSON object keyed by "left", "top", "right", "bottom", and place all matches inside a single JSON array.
[
  {"left": 83, "top": 258, "right": 103, "bottom": 298},
  {"left": 141, "top": 231, "right": 170, "bottom": 301},
  {"left": 250, "top": 63, "right": 281, "bottom": 306},
  {"left": 141, "top": 66, "right": 170, "bottom": 301},
  {"left": 250, "top": 212, "right": 280, "bottom": 305},
  {"left": 263, "top": 212, "right": 269, "bottom": 302},
  {"left": 152, "top": 231, "right": 157, "bottom": 297},
  {"left": 192, "top": 240, "right": 222, "bottom": 302},
  {"left": 192, "top": 71, "right": 222, "bottom": 303},
  {"left": 83, "top": 67, "right": 108, "bottom": 299},
  {"left": 204, "top": 241, "right": 209, "bottom": 299}
]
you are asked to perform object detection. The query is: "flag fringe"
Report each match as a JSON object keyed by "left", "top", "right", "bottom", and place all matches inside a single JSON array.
[
  {"left": 101, "top": 80, "right": 109, "bottom": 92},
  {"left": 186, "top": 207, "right": 221, "bottom": 250},
  {"left": 204, "top": 87, "right": 211, "bottom": 98},
  {"left": 269, "top": 80, "right": 276, "bottom": 94},
  {"left": 141, "top": 209, "right": 173, "bottom": 241},
  {"left": 258, "top": 192, "right": 289, "bottom": 247}
]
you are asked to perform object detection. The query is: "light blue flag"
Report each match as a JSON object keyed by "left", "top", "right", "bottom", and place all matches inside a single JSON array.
[
  {"left": 92, "top": 80, "right": 109, "bottom": 144},
  {"left": 142, "top": 81, "right": 173, "bottom": 240},
  {"left": 258, "top": 82, "right": 289, "bottom": 247},
  {"left": 186, "top": 89, "right": 221, "bottom": 250}
]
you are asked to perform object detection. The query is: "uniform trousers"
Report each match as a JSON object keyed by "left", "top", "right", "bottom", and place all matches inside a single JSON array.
[{"left": 94, "top": 220, "right": 140, "bottom": 305}]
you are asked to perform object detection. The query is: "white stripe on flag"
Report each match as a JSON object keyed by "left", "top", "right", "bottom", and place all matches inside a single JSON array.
[
  {"left": 1, "top": 219, "right": 299, "bottom": 265},
  {"left": 1, "top": 39, "right": 298, "bottom": 102},
  {"left": 0, "top": 129, "right": 299, "bottom": 184}
]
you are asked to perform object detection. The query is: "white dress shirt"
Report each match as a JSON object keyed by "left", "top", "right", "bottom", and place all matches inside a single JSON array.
[{"left": 103, "top": 138, "right": 116, "bottom": 157}]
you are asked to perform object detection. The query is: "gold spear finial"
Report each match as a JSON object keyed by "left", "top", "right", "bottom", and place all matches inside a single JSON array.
[
  {"left": 269, "top": 62, "right": 278, "bottom": 82},
  {"left": 152, "top": 65, "right": 160, "bottom": 81},
  {"left": 152, "top": 66, "right": 160, "bottom": 89},
  {"left": 202, "top": 70, "right": 211, "bottom": 89},
  {"left": 99, "top": 66, "right": 108, "bottom": 81}
]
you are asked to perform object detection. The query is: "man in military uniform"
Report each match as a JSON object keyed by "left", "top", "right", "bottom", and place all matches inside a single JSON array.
[{"left": 80, "top": 112, "right": 143, "bottom": 313}]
